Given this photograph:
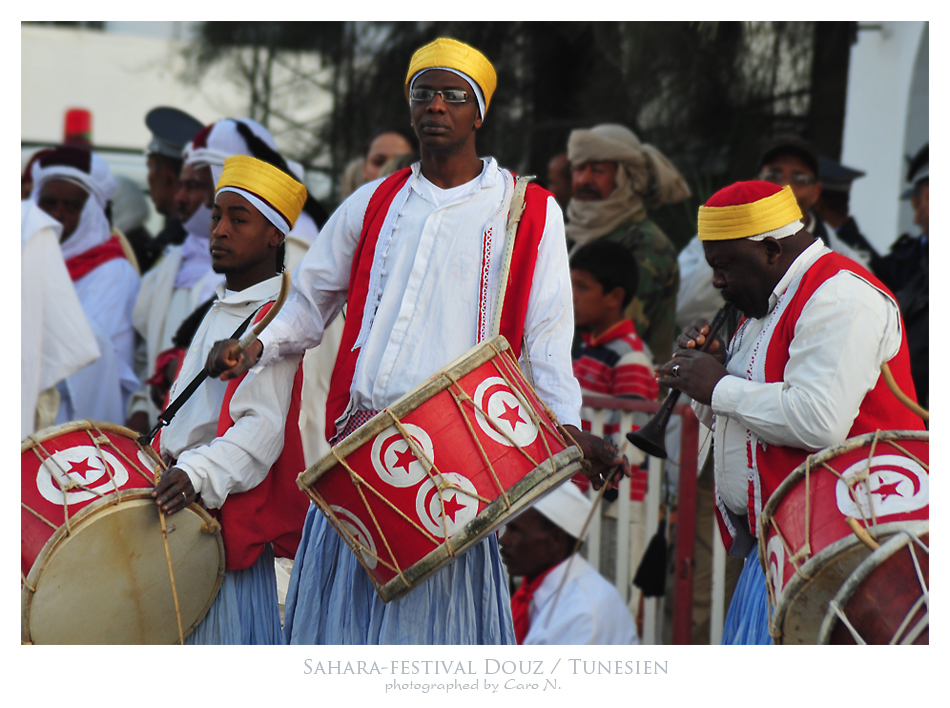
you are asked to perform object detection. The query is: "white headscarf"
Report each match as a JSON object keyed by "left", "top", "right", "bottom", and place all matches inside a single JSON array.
[
  {"left": 186, "top": 118, "right": 280, "bottom": 186},
  {"left": 565, "top": 124, "right": 691, "bottom": 246},
  {"left": 31, "top": 150, "right": 117, "bottom": 261}
]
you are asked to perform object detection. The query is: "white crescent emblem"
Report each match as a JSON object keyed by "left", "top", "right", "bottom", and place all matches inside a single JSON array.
[
  {"left": 36, "top": 445, "right": 131, "bottom": 505},
  {"left": 415, "top": 473, "right": 479, "bottom": 538},
  {"left": 766, "top": 534, "right": 786, "bottom": 600},
  {"left": 473, "top": 377, "right": 539, "bottom": 447},
  {"left": 329, "top": 505, "right": 378, "bottom": 569},
  {"left": 835, "top": 455, "right": 929, "bottom": 518},
  {"left": 370, "top": 423, "right": 434, "bottom": 488}
]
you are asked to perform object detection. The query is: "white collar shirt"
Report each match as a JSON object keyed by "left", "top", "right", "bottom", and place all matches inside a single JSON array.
[
  {"left": 257, "top": 158, "right": 581, "bottom": 435},
  {"left": 698, "top": 239, "right": 902, "bottom": 514},
  {"left": 160, "top": 276, "right": 301, "bottom": 509}
]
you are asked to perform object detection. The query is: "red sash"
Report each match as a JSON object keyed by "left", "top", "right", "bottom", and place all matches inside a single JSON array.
[
  {"left": 324, "top": 168, "right": 552, "bottom": 442},
  {"left": 66, "top": 235, "right": 126, "bottom": 281},
  {"left": 213, "top": 301, "right": 309, "bottom": 571},
  {"left": 510, "top": 564, "right": 558, "bottom": 644}
]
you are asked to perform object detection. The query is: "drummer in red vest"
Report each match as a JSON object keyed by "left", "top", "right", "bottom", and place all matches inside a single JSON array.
[
  {"left": 152, "top": 154, "right": 310, "bottom": 644},
  {"left": 206, "top": 36, "right": 628, "bottom": 645},
  {"left": 656, "top": 180, "right": 925, "bottom": 644}
]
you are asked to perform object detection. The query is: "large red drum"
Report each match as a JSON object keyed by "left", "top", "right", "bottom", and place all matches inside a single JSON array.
[
  {"left": 297, "top": 336, "right": 585, "bottom": 603},
  {"left": 21, "top": 421, "right": 225, "bottom": 644},
  {"left": 758, "top": 430, "right": 929, "bottom": 644}
]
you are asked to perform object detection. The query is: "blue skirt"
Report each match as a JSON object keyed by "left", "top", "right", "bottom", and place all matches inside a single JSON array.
[
  {"left": 283, "top": 504, "right": 516, "bottom": 645},
  {"left": 721, "top": 547, "right": 773, "bottom": 645},
  {"left": 186, "top": 543, "right": 284, "bottom": 645}
]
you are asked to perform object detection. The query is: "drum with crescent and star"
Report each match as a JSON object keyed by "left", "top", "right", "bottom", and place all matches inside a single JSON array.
[
  {"left": 21, "top": 421, "right": 225, "bottom": 644},
  {"left": 297, "top": 336, "right": 585, "bottom": 603},
  {"left": 758, "top": 429, "right": 929, "bottom": 645}
]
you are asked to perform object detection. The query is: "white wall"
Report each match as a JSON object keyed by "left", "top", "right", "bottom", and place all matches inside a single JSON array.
[{"left": 840, "top": 21, "right": 929, "bottom": 254}]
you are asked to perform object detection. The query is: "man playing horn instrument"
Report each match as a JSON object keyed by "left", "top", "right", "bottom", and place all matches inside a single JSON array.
[{"left": 656, "top": 180, "right": 925, "bottom": 644}]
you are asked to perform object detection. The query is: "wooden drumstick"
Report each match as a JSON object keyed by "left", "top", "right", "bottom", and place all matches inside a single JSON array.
[
  {"left": 230, "top": 271, "right": 291, "bottom": 357},
  {"left": 846, "top": 517, "right": 880, "bottom": 551},
  {"left": 880, "top": 362, "right": 928, "bottom": 423}
]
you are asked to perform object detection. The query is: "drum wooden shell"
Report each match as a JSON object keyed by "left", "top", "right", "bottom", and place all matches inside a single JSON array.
[
  {"left": 758, "top": 430, "right": 929, "bottom": 645},
  {"left": 22, "top": 421, "right": 225, "bottom": 644},
  {"left": 297, "top": 336, "right": 584, "bottom": 603}
]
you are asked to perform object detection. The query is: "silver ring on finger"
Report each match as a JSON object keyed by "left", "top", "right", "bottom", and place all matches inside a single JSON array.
[{"left": 672, "top": 364, "right": 681, "bottom": 377}]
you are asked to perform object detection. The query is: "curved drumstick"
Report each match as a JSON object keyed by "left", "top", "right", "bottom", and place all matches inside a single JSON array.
[
  {"left": 231, "top": 271, "right": 291, "bottom": 356},
  {"left": 140, "top": 271, "right": 292, "bottom": 446},
  {"left": 880, "top": 362, "right": 928, "bottom": 423}
]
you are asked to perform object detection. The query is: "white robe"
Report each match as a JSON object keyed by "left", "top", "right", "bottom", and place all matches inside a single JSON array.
[
  {"left": 128, "top": 245, "right": 223, "bottom": 424},
  {"left": 20, "top": 201, "right": 99, "bottom": 437},
  {"left": 522, "top": 555, "right": 639, "bottom": 645}
]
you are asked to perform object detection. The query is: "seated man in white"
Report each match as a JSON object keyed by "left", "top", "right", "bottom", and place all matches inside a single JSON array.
[{"left": 500, "top": 481, "right": 639, "bottom": 644}]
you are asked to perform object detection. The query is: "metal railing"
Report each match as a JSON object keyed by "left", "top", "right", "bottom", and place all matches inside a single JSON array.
[{"left": 580, "top": 394, "right": 703, "bottom": 644}]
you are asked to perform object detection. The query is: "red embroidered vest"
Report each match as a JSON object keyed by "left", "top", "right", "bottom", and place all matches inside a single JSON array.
[{"left": 324, "top": 167, "right": 553, "bottom": 442}]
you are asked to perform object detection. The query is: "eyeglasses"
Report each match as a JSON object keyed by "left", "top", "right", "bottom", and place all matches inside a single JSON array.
[
  {"left": 409, "top": 88, "right": 470, "bottom": 104},
  {"left": 758, "top": 169, "right": 818, "bottom": 187}
]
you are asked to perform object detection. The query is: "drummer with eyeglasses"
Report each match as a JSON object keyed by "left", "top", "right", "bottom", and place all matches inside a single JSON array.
[
  {"left": 655, "top": 180, "right": 925, "bottom": 644},
  {"left": 206, "top": 37, "right": 629, "bottom": 645}
]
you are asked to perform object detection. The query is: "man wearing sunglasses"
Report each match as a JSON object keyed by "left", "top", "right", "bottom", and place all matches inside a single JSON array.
[
  {"left": 207, "top": 36, "right": 628, "bottom": 645},
  {"left": 756, "top": 136, "right": 879, "bottom": 270}
]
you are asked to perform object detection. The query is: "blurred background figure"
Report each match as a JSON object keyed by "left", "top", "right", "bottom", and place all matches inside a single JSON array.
[
  {"left": 21, "top": 200, "right": 100, "bottom": 437},
  {"left": 566, "top": 123, "right": 689, "bottom": 365},
  {"left": 756, "top": 136, "right": 881, "bottom": 271},
  {"left": 546, "top": 151, "right": 571, "bottom": 214},
  {"left": 137, "top": 106, "right": 206, "bottom": 272},
  {"left": 32, "top": 146, "right": 141, "bottom": 425},
  {"left": 501, "top": 481, "right": 639, "bottom": 645},
  {"left": 339, "top": 127, "right": 416, "bottom": 200}
]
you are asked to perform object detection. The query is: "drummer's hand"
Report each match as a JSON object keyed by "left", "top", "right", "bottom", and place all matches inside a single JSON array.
[
  {"left": 205, "top": 338, "right": 262, "bottom": 380},
  {"left": 152, "top": 467, "right": 197, "bottom": 515},
  {"left": 656, "top": 349, "right": 728, "bottom": 406},
  {"left": 562, "top": 425, "right": 631, "bottom": 492},
  {"left": 676, "top": 318, "right": 726, "bottom": 363}
]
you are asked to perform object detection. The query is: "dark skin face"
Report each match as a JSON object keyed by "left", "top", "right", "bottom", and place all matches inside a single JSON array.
[
  {"left": 572, "top": 160, "right": 618, "bottom": 201},
  {"left": 571, "top": 268, "right": 625, "bottom": 339},
  {"left": 409, "top": 69, "right": 483, "bottom": 189},
  {"left": 37, "top": 179, "right": 89, "bottom": 242},
  {"left": 209, "top": 191, "right": 284, "bottom": 291},
  {"left": 655, "top": 230, "right": 816, "bottom": 405},
  {"left": 146, "top": 154, "right": 180, "bottom": 217},
  {"left": 175, "top": 162, "right": 210, "bottom": 224},
  {"left": 499, "top": 508, "right": 570, "bottom": 579}
]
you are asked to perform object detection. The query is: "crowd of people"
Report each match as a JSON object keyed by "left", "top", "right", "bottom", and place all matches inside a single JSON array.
[{"left": 21, "top": 35, "right": 928, "bottom": 646}]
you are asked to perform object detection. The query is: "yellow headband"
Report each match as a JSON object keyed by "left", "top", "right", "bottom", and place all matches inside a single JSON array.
[
  {"left": 404, "top": 37, "right": 497, "bottom": 114},
  {"left": 216, "top": 155, "right": 307, "bottom": 231},
  {"left": 698, "top": 185, "right": 802, "bottom": 241}
]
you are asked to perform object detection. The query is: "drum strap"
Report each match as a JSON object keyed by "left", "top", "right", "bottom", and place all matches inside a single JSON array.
[{"left": 140, "top": 305, "right": 265, "bottom": 446}]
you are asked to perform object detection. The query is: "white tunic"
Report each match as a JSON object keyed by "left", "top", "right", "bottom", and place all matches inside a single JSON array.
[
  {"left": 128, "top": 245, "right": 223, "bottom": 423},
  {"left": 160, "top": 276, "right": 301, "bottom": 509},
  {"left": 20, "top": 201, "right": 100, "bottom": 437},
  {"left": 257, "top": 158, "right": 581, "bottom": 433},
  {"left": 523, "top": 555, "right": 639, "bottom": 645},
  {"left": 695, "top": 240, "right": 902, "bottom": 514}
]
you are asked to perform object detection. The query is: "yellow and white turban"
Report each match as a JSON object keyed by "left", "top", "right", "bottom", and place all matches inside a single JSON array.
[
  {"left": 215, "top": 155, "right": 307, "bottom": 235},
  {"left": 698, "top": 181, "right": 803, "bottom": 242},
  {"left": 405, "top": 37, "right": 497, "bottom": 118}
]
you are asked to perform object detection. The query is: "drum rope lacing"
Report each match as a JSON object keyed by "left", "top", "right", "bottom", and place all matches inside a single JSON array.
[
  {"left": 22, "top": 422, "right": 186, "bottom": 644},
  {"left": 829, "top": 530, "right": 929, "bottom": 645},
  {"left": 762, "top": 430, "right": 929, "bottom": 642},
  {"left": 310, "top": 344, "right": 573, "bottom": 597}
]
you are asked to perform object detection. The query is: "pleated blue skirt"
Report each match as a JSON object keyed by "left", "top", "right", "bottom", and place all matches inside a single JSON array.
[
  {"left": 721, "top": 547, "right": 773, "bottom": 645},
  {"left": 283, "top": 504, "right": 516, "bottom": 645},
  {"left": 186, "top": 543, "right": 284, "bottom": 645}
]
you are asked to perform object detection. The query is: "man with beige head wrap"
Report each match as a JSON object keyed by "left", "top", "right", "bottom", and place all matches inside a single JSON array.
[{"left": 567, "top": 124, "right": 690, "bottom": 364}]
